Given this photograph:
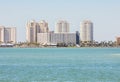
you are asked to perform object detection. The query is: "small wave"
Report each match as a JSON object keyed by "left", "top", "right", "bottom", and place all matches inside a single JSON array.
[{"left": 111, "top": 54, "right": 120, "bottom": 57}]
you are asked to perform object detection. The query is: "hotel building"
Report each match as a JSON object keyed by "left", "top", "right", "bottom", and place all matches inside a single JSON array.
[
  {"left": 0, "top": 26, "right": 16, "bottom": 43},
  {"left": 39, "top": 20, "right": 49, "bottom": 33},
  {"left": 37, "top": 33, "right": 76, "bottom": 45},
  {"left": 37, "top": 20, "right": 76, "bottom": 45},
  {"left": 55, "top": 20, "right": 69, "bottom": 33},
  {"left": 26, "top": 20, "right": 49, "bottom": 43},
  {"left": 27, "top": 20, "right": 77, "bottom": 45},
  {"left": 80, "top": 20, "right": 93, "bottom": 43}
]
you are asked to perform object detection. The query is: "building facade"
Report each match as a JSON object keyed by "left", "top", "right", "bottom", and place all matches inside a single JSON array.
[
  {"left": 37, "top": 33, "right": 76, "bottom": 45},
  {"left": 76, "top": 31, "right": 80, "bottom": 44},
  {"left": 0, "top": 26, "right": 4, "bottom": 42},
  {"left": 26, "top": 20, "right": 39, "bottom": 43},
  {"left": 80, "top": 20, "right": 93, "bottom": 43},
  {"left": 116, "top": 37, "right": 120, "bottom": 46},
  {"left": 39, "top": 20, "right": 49, "bottom": 33},
  {"left": 26, "top": 20, "right": 49, "bottom": 43},
  {"left": 55, "top": 20, "right": 69, "bottom": 33},
  {"left": 0, "top": 26, "right": 16, "bottom": 43}
]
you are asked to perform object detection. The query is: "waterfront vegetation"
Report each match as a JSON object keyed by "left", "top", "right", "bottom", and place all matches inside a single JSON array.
[
  {"left": 0, "top": 41, "right": 119, "bottom": 48},
  {"left": 80, "top": 41, "right": 117, "bottom": 47},
  {"left": 10, "top": 41, "right": 119, "bottom": 48}
]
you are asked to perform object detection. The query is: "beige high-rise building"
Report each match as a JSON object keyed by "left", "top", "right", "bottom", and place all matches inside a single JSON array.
[
  {"left": 0, "top": 26, "right": 16, "bottom": 43},
  {"left": 39, "top": 20, "right": 49, "bottom": 33},
  {"left": 55, "top": 20, "right": 69, "bottom": 33},
  {"left": 26, "top": 20, "right": 38, "bottom": 43},
  {"left": 26, "top": 20, "right": 49, "bottom": 43},
  {"left": 80, "top": 20, "right": 93, "bottom": 43}
]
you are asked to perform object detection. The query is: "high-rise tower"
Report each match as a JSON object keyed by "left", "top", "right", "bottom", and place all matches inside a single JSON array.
[
  {"left": 80, "top": 20, "right": 93, "bottom": 43},
  {"left": 55, "top": 20, "right": 69, "bottom": 33},
  {"left": 39, "top": 20, "right": 49, "bottom": 33},
  {"left": 26, "top": 20, "right": 38, "bottom": 43},
  {"left": 26, "top": 20, "right": 49, "bottom": 43},
  {"left": 0, "top": 26, "right": 16, "bottom": 43}
]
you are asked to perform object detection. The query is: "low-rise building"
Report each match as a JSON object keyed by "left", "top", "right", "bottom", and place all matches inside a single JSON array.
[{"left": 37, "top": 33, "right": 76, "bottom": 46}]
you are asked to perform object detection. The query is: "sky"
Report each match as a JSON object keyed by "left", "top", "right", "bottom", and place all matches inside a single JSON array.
[{"left": 0, "top": 0, "right": 120, "bottom": 42}]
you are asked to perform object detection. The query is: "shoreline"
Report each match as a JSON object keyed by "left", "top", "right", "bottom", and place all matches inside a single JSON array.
[{"left": 0, "top": 46, "right": 120, "bottom": 49}]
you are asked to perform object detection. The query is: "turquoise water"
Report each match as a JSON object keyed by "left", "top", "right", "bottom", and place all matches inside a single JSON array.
[{"left": 0, "top": 48, "right": 120, "bottom": 82}]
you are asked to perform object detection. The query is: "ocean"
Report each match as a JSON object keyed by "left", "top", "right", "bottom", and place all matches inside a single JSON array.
[{"left": 0, "top": 48, "right": 120, "bottom": 82}]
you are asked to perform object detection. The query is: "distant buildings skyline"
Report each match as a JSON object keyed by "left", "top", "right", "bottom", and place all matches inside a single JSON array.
[
  {"left": 26, "top": 19, "right": 93, "bottom": 45},
  {"left": 26, "top": 20, "right": 77, "bottom": 45},
  {"left": 0, "top": 0, "right": 120, "bottom": 42},
  {"left": 26, "top": 19, "right": 94, "bottom": 44},
  {"left": 0, "top": 19, "right": 119, "bottom": 44}
]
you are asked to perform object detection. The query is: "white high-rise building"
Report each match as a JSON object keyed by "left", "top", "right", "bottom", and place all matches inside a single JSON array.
[
  {"left": 80, "top": 20, "right": 93, "bottom": 42},
  {"left": 55, "top": 20, "right": 69, "bottom": 33},
  {"left": 26, "top": 20, "right": 49, "bottom": 43},
  {"left": 0, "top": 26, "right": 16, "bottom": 43}
]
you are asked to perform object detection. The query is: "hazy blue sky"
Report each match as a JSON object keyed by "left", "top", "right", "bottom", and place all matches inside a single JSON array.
[{"left": 0, "top": 0, "right": 120, "bottom": 42}]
